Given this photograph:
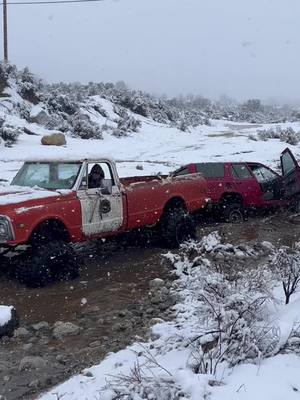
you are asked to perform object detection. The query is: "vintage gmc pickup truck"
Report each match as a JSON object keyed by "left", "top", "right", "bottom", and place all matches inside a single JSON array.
[{"left": 0, "top": 157, "right": 208, "bottom": 286}]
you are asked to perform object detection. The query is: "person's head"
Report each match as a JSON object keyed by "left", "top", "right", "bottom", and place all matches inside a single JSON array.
[
  {"left": 89, "top": 164, "right": 105, "bottom": 188},
  {"left": 90, "top": 164, "right": 105, "bottom": 179}
]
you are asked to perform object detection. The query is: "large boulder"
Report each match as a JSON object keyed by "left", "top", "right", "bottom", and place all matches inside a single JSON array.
[
  {"left": 0, "top": 305, "right": 19, "bottom": 338},
  {"left": 41, "top": 132, "right": 66, "bottom": 146},
  {"left": 52, "top": 321, "right": 81, "bottom": 339},
  {"left": 28, "top": 105, "right": 50, "bottom": 125}
]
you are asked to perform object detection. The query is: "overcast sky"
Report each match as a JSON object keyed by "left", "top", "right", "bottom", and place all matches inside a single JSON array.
[{"left": 1, "top": 0, "right": 300, "bottom": 100}]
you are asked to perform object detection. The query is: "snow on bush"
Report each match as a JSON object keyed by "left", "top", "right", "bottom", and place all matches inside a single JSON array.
[
  {"left": 0, "top": 119, "right": 22, "bottom": 146},
  {"left": 70, "top": 113, "right": 103, "bottom": 140},
  {"left": 16, "top": 67, "right": 42, "bottom": 104},
  {"left": 112, "top": 106, "right": 142, "bottom": 137},
  {"left": 257, "top": 126, "right": 300, "bottom": 145}
]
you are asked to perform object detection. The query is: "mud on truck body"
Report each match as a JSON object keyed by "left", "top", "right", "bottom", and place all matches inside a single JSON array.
[{"left": 0, "top": 157, "right": 209, "bottom": 287}]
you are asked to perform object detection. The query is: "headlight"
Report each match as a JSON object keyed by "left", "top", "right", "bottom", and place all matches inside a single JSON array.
[{"left": 0, "top": 216, "right": 14, "bottom": 242}]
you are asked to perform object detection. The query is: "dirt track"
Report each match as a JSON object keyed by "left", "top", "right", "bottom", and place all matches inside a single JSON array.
[{"left": 0, "top": 211, "right": 300, "bottom": 400}]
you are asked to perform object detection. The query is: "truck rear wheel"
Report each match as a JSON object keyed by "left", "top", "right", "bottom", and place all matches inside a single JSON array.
[
  {"left": 14, "top": 241, "right": 79, "bottom": 288},
  {"left": 160, "top": 207, "right": 196, "bottom": 248},
  {"left": 221, "top": 203, "right": 244, "bottom": 223}
]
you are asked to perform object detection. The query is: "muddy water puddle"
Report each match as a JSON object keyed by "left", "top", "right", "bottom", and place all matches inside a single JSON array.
[
  {"left": 1, "top": 243, "right": 169, "bottom": 324},
  {"left": 198, "top": 212, "right": 300, "bottom": 247}
]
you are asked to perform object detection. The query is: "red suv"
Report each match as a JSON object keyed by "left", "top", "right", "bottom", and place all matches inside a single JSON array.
[{"left": 173, "top": 148, "right": 300, "bottom": 222}]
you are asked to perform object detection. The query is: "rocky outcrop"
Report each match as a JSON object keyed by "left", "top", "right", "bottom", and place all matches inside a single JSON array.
[{"left": 28, "top": 107, "right": 50, "bottom": 125}]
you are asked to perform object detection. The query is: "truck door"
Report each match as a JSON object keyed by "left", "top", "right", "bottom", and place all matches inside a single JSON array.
[
  {"left": 77, "top": 162, "right": 123, "bottom": 236},
  {"left": 280, "top": 148, "right": 300, "bottom": 199}
]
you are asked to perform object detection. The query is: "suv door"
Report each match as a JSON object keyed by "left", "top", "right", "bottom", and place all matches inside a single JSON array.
[
  {"left": 230, "top": 163, "right": 261, "bottom": 207},
  {"left": 248, "top": 163, "right": 283, "bottom": 201},
  {"left": 77, "top": 162, "right": 123, "bottom": 236},
  {"left": 280, "top": 148, "right": 300, "bottom": 199}
]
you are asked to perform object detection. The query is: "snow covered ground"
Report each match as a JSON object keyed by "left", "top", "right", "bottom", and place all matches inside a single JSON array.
[
  {"left": 1, "top": 93, "right": 300, "bottom": 400},
  {"left": 37, "top": 234, "right": 300, "bottom": 400}
]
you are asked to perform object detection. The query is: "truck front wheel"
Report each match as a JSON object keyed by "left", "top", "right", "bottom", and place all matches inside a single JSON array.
[
  {"left": 14, "top": 241, "right": 79, "bottom": 288},
  {"left": 160, "top": 207, "right": 196, "bottom": 248}
]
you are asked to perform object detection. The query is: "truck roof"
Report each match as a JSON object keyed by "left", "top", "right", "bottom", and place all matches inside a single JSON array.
[{"left": 21, "top": 156, "right": 115, "bottom": 163}]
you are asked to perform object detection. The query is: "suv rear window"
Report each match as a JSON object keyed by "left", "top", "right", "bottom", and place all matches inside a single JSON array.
[{"left": 196, "top": 163, "right": 225, "bottom": 178}]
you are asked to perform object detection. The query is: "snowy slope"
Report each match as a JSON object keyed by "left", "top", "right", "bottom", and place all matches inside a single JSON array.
[{"left": 1, "top": 101, "right": 300, "bottom": 185}]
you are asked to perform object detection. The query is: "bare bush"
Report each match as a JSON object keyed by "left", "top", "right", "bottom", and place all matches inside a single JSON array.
[
  {"left": 272, "top": 247, "right": 300, "bottom": 304},
  {"left": 101, "top": 349, "right": 186, "bottom": 400}
]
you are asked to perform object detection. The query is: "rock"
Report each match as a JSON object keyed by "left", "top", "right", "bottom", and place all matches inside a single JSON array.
[
  {"left": 136, "top": 164, "right": 144, "bottom": 170},
  {"left": 23, "top": 127, "right": 38, "bottom": 136},
  {"left": 41, "top": 133, "right": 66, "bottom": 146},
  {"left": 234, "top": 250, "right": 245, "bottom": 259},
  {"left": 19, "top": 356, "right": 46, "bottom": 371},
  {"left": 145, "top": 307, "right": 154, "bottom": 315},
  {"left": 214, "top": 252, "right": 225, "bottom": 261},
  {"left": 28, "top": 379, "right": 40, "bottom": 388},
  {"left": 29, "top": 107, "right": 50, "bottom": 125},
  {"left": 0, "top": 361, "right": 11, "bottom": 373},
  {"left": 22, "top": 343, "right": 33, "bottom": 351},
  {"left": 53, "top": 321, "right": 81, "bottom": 339},
  {"left": 81, "top": 370, "right": 93, "bottom": 377},
  {"left": 56, "top": 354, "right": 68, "bottom": 364},
  {"left": 118, "top": 310, "right": 127, "bottom": 318},
  {"left": 32, "top": 321, "right": 50, "bottom": 331},
  {"left": 39, "top": 336, "right": 50, "bottom": 345},
  {"left": 14, "top": 327, "right": 31, "bottom": 338},
  {"left": 112, "top": 322, "right": 129, "bottom": 332},
  {"left": 0, "top": 306, "right": 19, "bottom": 338},
  {"left": 149, "top": 278, "right": 165, "bottom": 290},
  {"left": 149, "top": 318, "right": 165, "bottom": 325},
  {"left": 89, "top": 340, "right": 101, "bottom": 348}
]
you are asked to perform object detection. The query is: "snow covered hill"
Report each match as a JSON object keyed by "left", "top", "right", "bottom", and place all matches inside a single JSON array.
[{"left": 1, "top": 63, "right": 300, "bottom": 186}]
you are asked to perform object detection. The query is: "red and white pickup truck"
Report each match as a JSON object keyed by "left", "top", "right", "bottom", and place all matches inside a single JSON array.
[
  {"left": 172, "top": 148, "right": 300, "bottom": 222},
  {"left": 0, "top": 157, "right": 208, "bottom": 286}
]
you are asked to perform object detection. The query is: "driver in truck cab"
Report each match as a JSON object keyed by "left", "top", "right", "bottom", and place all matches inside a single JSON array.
[{"left": 88, "top": 164, "right": 105, "bottom": 189}]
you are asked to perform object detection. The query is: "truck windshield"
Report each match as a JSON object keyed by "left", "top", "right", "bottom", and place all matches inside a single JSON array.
[{"left": 12, "top": 162, "right": 81, "bottom": 190}]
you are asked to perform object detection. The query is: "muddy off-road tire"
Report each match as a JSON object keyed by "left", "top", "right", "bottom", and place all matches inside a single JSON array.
[
  {"left": 221, "top": 203, "right": 245, "bottom": 223},
  {"left": 160, "top": 207, "right": 196, "bottom": 248},
  {"left": 293, "top": 196, "right": 300, "bottom": 213},
  {"left": 14, "top": 241, "right": 79, "bottom": 288}
]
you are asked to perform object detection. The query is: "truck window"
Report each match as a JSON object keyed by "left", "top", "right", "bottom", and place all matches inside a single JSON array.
[
  {"left": 80, "top": 162, "right": 114, "bottom": 191},
  {"left": 196, "top": 163, "right": 225, "bottom": 178},
  {"left": 250, "top": 165, "right": 278, "bottom": 183},
  {"left": 231, "top": 164, "right": 252, "bottom": 179},
  {"left": 12, "top": 162, "right": 81, "bottom": 189},
  {"left": 282, "top": 151, "right": 296, "bottom": 176}
]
